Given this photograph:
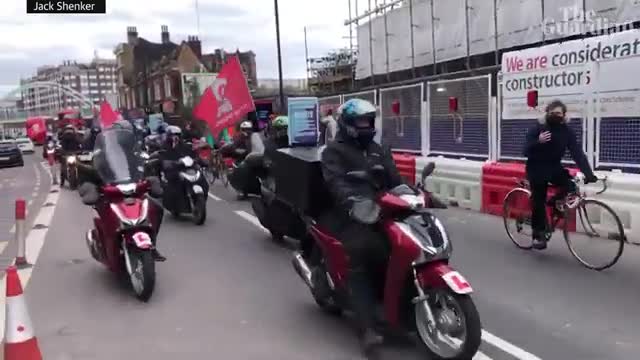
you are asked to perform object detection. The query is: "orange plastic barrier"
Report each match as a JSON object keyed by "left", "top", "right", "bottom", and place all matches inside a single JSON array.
[{"left": 482, "top": 162, "right": 577, "bottom": 231}]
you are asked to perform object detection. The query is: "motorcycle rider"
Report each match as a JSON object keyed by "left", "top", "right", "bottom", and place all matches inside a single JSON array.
[
  {"left": 158, "top": 126, "right": 205, "bottom": 211},
  {"left": 78, "top": 125, "right": 167, "bottom": 262},
  {"left": 59, "top": 125, "right": 82, "bottom": 183},
  {"left": 42, "top": 134, "right": 57, "bottom": 160},
  {"left": 320, "top": 98, "right": 404, "bottom": 354},
  {"left": 524, "top": 100, "right": 598, "bottom": 250},
  {"left": 83, "top": 126, "right": 101, "bottom": 151},
  {"left": 220, "top": 120, "right": 253, "bottom": 162},
  {"left": 182, "top": 121, "right": 199, "bottom": 142}
]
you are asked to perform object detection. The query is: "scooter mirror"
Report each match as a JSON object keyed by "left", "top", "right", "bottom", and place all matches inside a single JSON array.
[{"left": 421, "top": 162, "right": 436, "bottom": 181}]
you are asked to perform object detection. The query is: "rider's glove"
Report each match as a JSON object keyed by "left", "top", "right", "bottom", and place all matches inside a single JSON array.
[{"left": 348, "top": 197, "right": 381, "bottom": 225}]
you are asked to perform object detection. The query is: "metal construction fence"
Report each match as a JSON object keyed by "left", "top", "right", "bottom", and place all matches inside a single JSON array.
[{"left": 319, "top": 70, "right": 640, "bottom": 170}]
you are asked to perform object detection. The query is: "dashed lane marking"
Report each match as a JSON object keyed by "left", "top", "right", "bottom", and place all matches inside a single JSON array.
[
  {"left": 233, "top": 209, "right": 542, "bottom": 360},
  {"left": 208, "top": 193, "right": 223, "bottom": 201}
]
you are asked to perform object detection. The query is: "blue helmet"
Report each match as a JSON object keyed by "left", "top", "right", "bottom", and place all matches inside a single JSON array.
[{"left": 336, "top": 99, "right": 377, "bottom": 146}]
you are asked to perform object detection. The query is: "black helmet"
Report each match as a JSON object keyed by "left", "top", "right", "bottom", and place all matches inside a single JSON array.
[{"left": 336, "top": 99, "right": 377, "bottom": 147}]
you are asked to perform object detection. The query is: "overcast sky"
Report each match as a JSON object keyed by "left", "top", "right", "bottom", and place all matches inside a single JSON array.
[{"left": 0, "top": 0, "right": 356, "bottom": 98}]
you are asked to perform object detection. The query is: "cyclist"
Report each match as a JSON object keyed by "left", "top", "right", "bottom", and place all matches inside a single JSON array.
[{"left": 524, "top": 100, "right": 597, "bottom": 249}]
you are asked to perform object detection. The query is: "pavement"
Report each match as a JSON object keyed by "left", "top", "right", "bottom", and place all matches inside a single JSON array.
[{"left": 1, "top": 169, "right": 639, "bottom": 359}]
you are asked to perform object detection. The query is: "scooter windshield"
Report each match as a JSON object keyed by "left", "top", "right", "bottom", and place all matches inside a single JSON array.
[{"left": 93, "top": 128, "right": 144, "bottom": 184}]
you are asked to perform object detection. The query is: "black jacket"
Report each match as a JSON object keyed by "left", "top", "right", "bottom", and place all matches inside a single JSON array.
[
  {"left": 321, "top": 133, "right": 404, "bottom": 213},
  {"left": 60, "top": 132, "right": 81, "bottom": 152},
  {"left": 524, "top": 121, "right": 594, "bottom": 180}
]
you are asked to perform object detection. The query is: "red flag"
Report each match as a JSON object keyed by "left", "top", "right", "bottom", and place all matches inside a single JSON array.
[
  {"left": 99, "top": 101, "right": 119, "bottom": 128},
  {"left": 193, "top": 56, "right": 255, "bottom": 134}
]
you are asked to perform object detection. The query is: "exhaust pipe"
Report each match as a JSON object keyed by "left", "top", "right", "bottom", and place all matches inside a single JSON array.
[{"left": 292, "top": 252, "right": 313, "bottom": 289}]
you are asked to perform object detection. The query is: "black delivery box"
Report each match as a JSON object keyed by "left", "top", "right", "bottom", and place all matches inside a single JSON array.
[{"left": 269, "top": 146, "right": 332, "bottom": 216}]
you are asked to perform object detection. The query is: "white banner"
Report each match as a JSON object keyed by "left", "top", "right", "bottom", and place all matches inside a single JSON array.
[
  {"left": 542, "top": 0, "right": 583, "bottom": 40},
  {"left": 468, "top": 0, "right": 496, "bottom": 55},
  {"left": 413, "top": 0, "right": 434, "bottom": 67},
  {"left": 497, "top": 0, "right": 543, "bottom": 49},
  {"left": 387, "top": 5, "right": 412, "bottom": 72},
  {"left": 501, "top": 29, "right": 640, "bottom": 119},
  {"left": 356, "top": 23, "right": 372, "bottom": 80},
  {"left": 181, "top": 72, "right": 218, "bottom": 107},
  {"left": 371, "top": 16, "right": 387, "bottom": 75},
  {"left": 587, "top": 0, "right": 640, "bottom": 25},
  {"left": 434, "top": 0, "right": 467, "bottom": 62}
]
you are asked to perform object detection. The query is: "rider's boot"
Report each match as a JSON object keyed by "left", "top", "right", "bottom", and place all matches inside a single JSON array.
[{"left": 152, "top": 248, "right": 166, "bottom": 262}]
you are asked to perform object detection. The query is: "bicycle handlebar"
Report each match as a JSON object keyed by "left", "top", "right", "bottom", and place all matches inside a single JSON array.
[{"left": 595, "top": 176, "right": 608, "bottom": 195}]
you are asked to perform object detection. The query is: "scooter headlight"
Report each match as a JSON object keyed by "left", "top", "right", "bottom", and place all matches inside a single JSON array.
[{"left": 66, "top": 156, "right": 77, "bottom": 164}]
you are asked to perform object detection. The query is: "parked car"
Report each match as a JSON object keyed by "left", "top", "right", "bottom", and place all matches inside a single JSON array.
[
  {"left": 0, "top": 139, "right": 24, "bottom": 168},
  {"left": 15, "top": 137, "right": 35, "bottom": 154}
]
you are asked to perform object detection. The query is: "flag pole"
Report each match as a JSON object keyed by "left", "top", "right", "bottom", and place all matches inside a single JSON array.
[
  {"left": 274, "top": 0, "right": 285, "bottom": 113},
  {"left": 195, "top": 0, "right": 201, "bottom": 36}
]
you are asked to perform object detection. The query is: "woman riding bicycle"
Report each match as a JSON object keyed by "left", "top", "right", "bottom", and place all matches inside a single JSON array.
[{"left": 524, "top": 100, "right": 597, "bottom": 250}]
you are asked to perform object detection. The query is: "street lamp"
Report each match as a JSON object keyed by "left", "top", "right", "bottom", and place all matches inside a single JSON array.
[{"left": 273, "top": 0, "right": 285, "bottom": 113}]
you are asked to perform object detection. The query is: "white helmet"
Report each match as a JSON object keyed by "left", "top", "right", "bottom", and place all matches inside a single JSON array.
[
  {"left": 166, "top": 125, "right": 182, "bottom": 136},
  {"left": 240, "top": 121, "right": 252, "bottom": 131}
]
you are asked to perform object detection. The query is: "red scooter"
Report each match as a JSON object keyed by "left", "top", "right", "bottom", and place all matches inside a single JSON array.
[
  {"left": 81, "top": 129, "right": 163, "bottom": 302},
  {"left": 292, "top": 163, "right": 481, "bottom": 359}
]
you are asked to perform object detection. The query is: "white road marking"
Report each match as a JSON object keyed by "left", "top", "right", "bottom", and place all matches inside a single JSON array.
[
  {"left": 0, "top": 184, "right": 60, "bottom": 340},
  {"left": 482, "top": 330, "right": 543, "bottom": 360},
  {"left": 234, "top": 211, "right": 268, "bottom": 233},
  {"left": 233, "top": 210, "right": 540, "bottom": 360},
  {"left": 9, "top": 225, "right": 15, "bottom": 234},
  {"left": 0, "top": 241, "right": 8, "bottom": 254},
  {"left": 208, "top": 193, "right": 223, "bottom": 201}
]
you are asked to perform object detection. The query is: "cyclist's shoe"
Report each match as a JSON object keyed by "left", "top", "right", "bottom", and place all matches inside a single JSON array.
[{"left": 532, "top": 231, "right": 548, "bottom": 250}]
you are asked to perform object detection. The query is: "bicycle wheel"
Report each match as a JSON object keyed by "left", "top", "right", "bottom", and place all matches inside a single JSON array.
[
  {"left": 218, "top": 162, "right": 230, "bottom": 188},
  {"left": 564, "top": 199, "right": 625, "bottom": 271},
  {"left": 503, "top": 188, "right": 534, "bottom": 250}
]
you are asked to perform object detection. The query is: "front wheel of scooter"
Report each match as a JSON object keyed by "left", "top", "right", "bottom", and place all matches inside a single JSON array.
[
  {"left": 124, "top": 248, "right": 156, "bottom": 302},
  {"left": 415, "top": 291, "right": 481, "bottom": 360},
  {"left": 192, "top": 194, "right": 207, "bottom": 225}
]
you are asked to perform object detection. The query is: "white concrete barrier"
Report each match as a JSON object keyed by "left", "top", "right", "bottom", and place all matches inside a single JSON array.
[
  {"left": 583, "top": 171, "right": 640, "bottom": 245},
  {"left": 416, "top": 156, "right": 484, "bottom": 211}
]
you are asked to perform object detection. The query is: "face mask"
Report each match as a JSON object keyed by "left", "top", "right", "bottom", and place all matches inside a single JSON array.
[
  {"left": 356, "top": 128, "right": 377, "bottom": 147},
  {"left": 547, "top": 114, "right": 564, "bottom": 124}
]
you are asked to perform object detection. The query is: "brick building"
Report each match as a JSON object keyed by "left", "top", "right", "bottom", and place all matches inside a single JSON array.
[{"left": 115, "top": 25, "right": 258, "bottom": 114}]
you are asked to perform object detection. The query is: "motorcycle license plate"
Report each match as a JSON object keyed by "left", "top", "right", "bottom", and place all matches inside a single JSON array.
[
  {"left": 0, "top": 157, "right": 9, "bottom": 161},
  {"left": 441, "top": 271, "right": 473, "bottom": 294},
  {"left": 78, "top": 155, "right": 92, "bottom": 161},
  {"left": 192, "top": 185, "right": 204, "bottom": 194},
  {"left": 131, "top": 232, "right": 152, "bottom": 249}
]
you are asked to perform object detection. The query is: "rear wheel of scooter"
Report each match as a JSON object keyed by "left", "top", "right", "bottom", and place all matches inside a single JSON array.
[
  {"left": 310, "top": 260, "right": 342, "bottom": 316},
  {"left": 126, "top": 249, "right": 156, "bottom": 302},
  {"left": 415, "top": 291, "right": 481, "bottom": 360},
  {"left": 192, "top": 194, "right": 207, "bottom": 225}
]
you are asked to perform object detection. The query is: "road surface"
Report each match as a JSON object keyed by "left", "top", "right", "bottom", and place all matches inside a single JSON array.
[{"left": 3, "top": 177, "right": 638, "bottom": 359}]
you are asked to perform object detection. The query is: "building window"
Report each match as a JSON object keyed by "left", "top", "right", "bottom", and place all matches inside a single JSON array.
[
  {"left": 164, "top": 76, "right": 172, "bottom": 97},
  {"left": 154, "top": 80, "right": 161, "bottom": 100}
]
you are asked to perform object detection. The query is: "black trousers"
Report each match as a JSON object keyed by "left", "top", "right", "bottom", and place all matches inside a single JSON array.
[
  {"left": 321, "top": 212, "right": 388, "bottom": 331},
  {"left": 528, "top": 169, "right": 575, "bottom": 234}
]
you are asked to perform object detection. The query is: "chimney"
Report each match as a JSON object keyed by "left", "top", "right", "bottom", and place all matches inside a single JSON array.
[
  {"left": 187, "top": 36, "right": 202, "bottom": 58},
  {"left": 127, "top": 26, "right": 138, "bottom": 45},
  {"left": 161, "top": 25, "right": 170, "bottom": 44}
]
